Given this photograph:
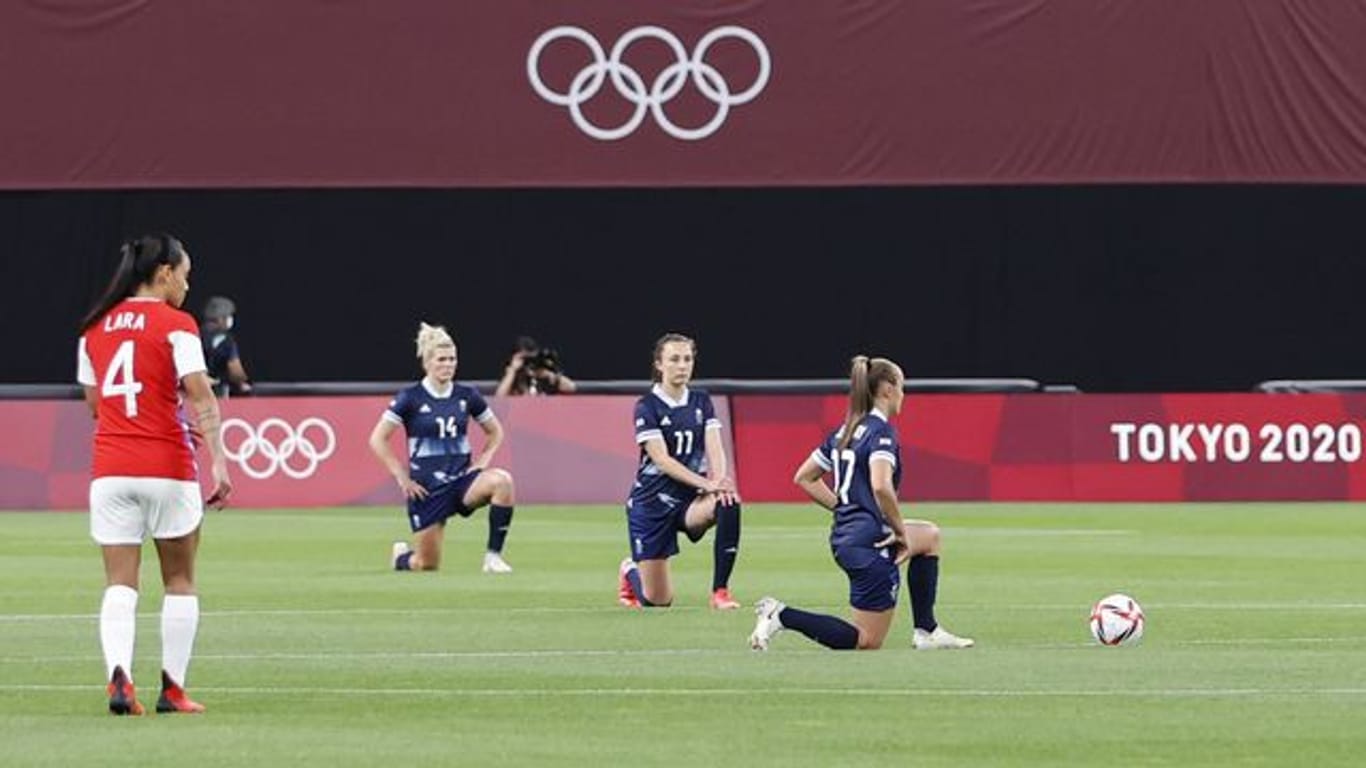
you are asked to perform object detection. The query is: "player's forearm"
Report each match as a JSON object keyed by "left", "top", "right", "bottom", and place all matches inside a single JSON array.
[
  {"left": 799, "top": 480, "right": 838, "bottom": 511},
  {"left": 658, "top": 454, "right": 711, "bottom": 490},
  {"left": 189, "top": 395, "right": 226, "bottom": 462},
  {"left": 873, "top": 486, "right": 907, "bottom": 533},
  {"left": 367, "top": 431, "right": 407, "bottom": 480}
]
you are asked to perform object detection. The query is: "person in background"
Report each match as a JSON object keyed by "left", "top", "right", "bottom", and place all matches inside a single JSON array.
[
  {"left": 748, "top": 355, "right": 974, "bottom": 652},
  {"left": 77, "top": 233, "right": 232, "bottom": 715},
  {"left": 199, "top": 296, "right": 251, "bottom": 398},
  {"left": 368, "top": 322, "right": 517, "bottom": 574},
  {"left": 495, "top": 335, "right": 577, "bottom": 396},
  {"left": 617, "top": 333, "right": 743, "bottom": 610}
]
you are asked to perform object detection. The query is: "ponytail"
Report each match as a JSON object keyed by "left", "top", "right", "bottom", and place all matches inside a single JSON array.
[
  {"left": 837, "top": 355, "right": 902, "bottom": 450},
  {"left": 80, "top": 234, "right": 184, "bottom": 332},
  {"left": 837, "top": 356, "right": 872, "bottom": 449}
]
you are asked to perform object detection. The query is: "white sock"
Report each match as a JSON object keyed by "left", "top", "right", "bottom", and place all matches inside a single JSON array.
[
  {"left": 161, "top": 594, "right": 200, "bottom": 687},
  {"left": 100, "top": 585, "right": 138, "bottom": 682}
]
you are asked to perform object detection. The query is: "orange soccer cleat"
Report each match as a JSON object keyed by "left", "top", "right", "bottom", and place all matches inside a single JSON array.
[
  {"left": 710, "top": 587, "right": 741, "bottom": 611},
  {"left": 107, "top": 666, "right": 145, "bottom": 716},
  {"left": 617, "top": 558, "right": 641, "bottom": 608},
  {"left": 156, "top": 671, "right": 206, "bottom": 714}
]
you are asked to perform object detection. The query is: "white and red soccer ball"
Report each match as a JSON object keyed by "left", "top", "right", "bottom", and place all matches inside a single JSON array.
[{"left": 1089, "top": 593, "right": 1145, "bottom": 646}]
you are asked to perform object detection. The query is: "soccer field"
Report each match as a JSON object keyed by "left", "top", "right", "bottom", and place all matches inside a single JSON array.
[{"left": 1, "top": 503, "right": 1363, "bottom": 767}]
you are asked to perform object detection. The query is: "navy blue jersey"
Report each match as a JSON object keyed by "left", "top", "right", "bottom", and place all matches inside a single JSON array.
[
  {"left": 810, "top": 410, "right": 902, "bottom": 549},
  {"left": 628, "top": 385, "right": 721, "bottom": 507},
  {"left": 383, "top": 381, "right": 491, "bottom": 488},
  {"left": 201, "top": 326, "right": 239, "bottom": 398}
]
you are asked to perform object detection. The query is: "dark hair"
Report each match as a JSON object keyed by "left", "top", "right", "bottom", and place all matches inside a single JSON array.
[
  {"left": 837, "top": 355, "right": 901, "bottom": 450},
  {"left": 80, "top": 234, "right": 185, "bottom": 331},
  {"left": 651, "top": 332, "right": 696, "bottom": 382}
]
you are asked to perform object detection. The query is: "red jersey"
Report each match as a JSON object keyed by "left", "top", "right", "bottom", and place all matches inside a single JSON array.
[{"left": 77, "top": 297, "right": 207, "bottom": 480}]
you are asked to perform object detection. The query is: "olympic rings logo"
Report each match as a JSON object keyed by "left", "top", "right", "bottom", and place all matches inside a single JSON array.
[
  {"left": 221, "top": 417, "right": 337, "bottom": 480},
  {"left": 527, "top": 25, "right": 771, "bottom": 141}
]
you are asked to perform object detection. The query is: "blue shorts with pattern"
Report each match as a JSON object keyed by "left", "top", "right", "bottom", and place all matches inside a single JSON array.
[
  {"left": 833, "top": 544, "right": 901, "bottom": 612},
  {"left": 406, "top": 470, "right": 483, "bottom": 532},
  {"left": 625, "top": 491, "right": 701, "bottom": 561}
]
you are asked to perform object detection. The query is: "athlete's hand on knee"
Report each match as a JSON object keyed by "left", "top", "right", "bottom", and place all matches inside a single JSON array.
[
  {"left": 714, "top": 487, "right": 740, "bottom": 507},
  {"left": 875, "top": 531, "right": 911, "bottom": 565}
]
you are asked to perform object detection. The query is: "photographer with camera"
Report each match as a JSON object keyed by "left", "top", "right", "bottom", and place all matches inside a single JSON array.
[{"left": 495, "top": 336, "right": 577, "bottom": 396}]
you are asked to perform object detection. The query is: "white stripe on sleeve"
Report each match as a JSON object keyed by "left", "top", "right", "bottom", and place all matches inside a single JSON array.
[
  {"left": 870, "top": 451, "right": 897, "bottom": 467},
  {"left": 77, "top": 338, "right": 96, "bottom": 386},
  {"left": 169, "top": 330, "right": 207, "bottom": 380},
  {"left": 812, "top": 449, "right": 833, "bottom": 470}
]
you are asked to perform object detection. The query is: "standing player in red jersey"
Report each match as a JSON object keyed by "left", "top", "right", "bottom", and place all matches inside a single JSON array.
[{"left": 77, "top": 234, "right": 232, "bottom": 716}]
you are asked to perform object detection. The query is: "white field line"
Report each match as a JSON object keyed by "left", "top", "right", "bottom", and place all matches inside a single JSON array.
[
  {"left": 2, "top": 683, "right": 1364, "bottom": 698},
  {"left": 3, "top": 636, "right": 1364, "bottom": 664},
  {"left": 4, "top": 601, "right": 1366, "bottom": 623}
]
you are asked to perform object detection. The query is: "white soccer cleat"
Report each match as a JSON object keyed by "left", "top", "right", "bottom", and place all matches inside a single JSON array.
[
  {"left": 390, "top": 541, "right": 411, "bottom": 569},
  {"left": 482, "top": 551, "right": 513, "bottom": 574},
  {"left": 749, "top": 596, "right": 786, "bottom": 651},
  {"left": 913, "top": 626, "right": 975, "bottom": 650}
]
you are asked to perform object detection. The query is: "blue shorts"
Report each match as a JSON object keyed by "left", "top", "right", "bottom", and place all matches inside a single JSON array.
[
  {"left": 406, "top": 470, "right": 483, "bottom": 532},
  {"left": 625, "top": 492, "right": 701, "bottom": 561},
  {"left": 833, "top": 544, "right": 901, "bottom": 612}
]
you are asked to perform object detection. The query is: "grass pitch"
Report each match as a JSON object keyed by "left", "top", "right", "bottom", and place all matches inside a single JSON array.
[{"left": 1, "top": 503, "right": 1363, "bottom": 767}]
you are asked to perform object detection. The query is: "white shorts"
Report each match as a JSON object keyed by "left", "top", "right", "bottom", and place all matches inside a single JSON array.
[{"left": 90, "top": 477, "right": 204, "bottom": 545}]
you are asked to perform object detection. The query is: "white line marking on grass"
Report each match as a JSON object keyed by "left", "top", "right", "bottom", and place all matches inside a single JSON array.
[
  {"left": 0, "top": 606, "right": 711, "bottom": 622},
  {"left": 5, "top": 601, "right": 1366, "bottom": 623},
  {"left": 5, "top": 636, "right": 1364, "bottom": 664},
  {"left": 4, "top": 684, "right": 1365, "bottom": 698},
  {"left": 0, "top": 648, "right": 720, "bottom": 663}
]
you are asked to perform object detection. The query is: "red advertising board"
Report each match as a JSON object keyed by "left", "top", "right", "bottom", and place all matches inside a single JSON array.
[
  {"left": 730, "top": 393, "right": 1366, "bottom": 502},
  {"left": 0, "top": 396, "right": 731, "bottom": 510},
  {"left": 5, "top": 393, "right": 1365, "bottom": 509}
]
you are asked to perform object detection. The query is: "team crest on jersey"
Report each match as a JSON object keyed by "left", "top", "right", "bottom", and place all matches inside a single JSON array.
[
  {"left": 459, "top": 399, "right": 467, "bottom": 412},
  {"left": 695, "top": 408, "right": 703, "bottom": 422},
  {"left": 853, "top": 425, "right": 867, "bottom": 440}
]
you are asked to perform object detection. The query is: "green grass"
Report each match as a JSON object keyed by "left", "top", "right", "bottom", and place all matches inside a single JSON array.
[{"left": 1, "top": 503, "right": 1364, "bottom": 767}]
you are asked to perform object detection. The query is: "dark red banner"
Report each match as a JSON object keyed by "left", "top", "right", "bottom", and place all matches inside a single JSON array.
[
  {"left": 730, "top": 393, "right": 1366, "bottom": 502},
  {"left": 3, "top": 1, "right": 1364, "bottom": 188},
  {"left": 8, "top": 393, "right": 1366, "bottom": 509},
  {"left": 0, "top": 396, "right": 732, "bottom": 510}
]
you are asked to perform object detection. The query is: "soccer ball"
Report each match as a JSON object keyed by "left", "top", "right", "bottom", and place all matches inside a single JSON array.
[{"left": 1089, "top": 593, "right": 1145, "bottom": 646}]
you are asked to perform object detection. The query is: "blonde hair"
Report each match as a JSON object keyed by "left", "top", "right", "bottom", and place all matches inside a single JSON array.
[
  {"left": 415, "top": 322, "right": 456, "bottom": 361},
  {"left": 837, "top": 355, "right": 901, "bottom": 450}
]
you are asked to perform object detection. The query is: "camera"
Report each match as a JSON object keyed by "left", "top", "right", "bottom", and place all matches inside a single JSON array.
[{"left": 521, "top": 347, "right": 561, "bottom": 375}]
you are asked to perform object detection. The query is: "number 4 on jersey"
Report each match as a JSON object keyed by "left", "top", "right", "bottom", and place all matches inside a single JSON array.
[{"left": 102, "top": 340, "right": 144, "bottom": 417}]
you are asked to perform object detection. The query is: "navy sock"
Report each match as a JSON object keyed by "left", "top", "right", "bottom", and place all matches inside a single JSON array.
[
  {"left": 395, "top": 551, "right": 413, "bottom": 571},
  {"left": 624, "top": 566, "right": 668, "bottom": 608},
  {"left": 907, "top": 555, "right": 940, "bottom": 632},
  {"left": 712, "top": 502, "right": 741, "bottom": 591},
  {"left": 487, "top": 505, "right": 513, "bottom": 553},
  {"left": 777, "top": 607, "right": 859, "bottom": 650}
]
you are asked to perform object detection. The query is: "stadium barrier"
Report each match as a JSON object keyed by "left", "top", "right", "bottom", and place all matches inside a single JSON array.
[{"left": 7, "top": 381, "right": 1366, "bottom": 508}]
